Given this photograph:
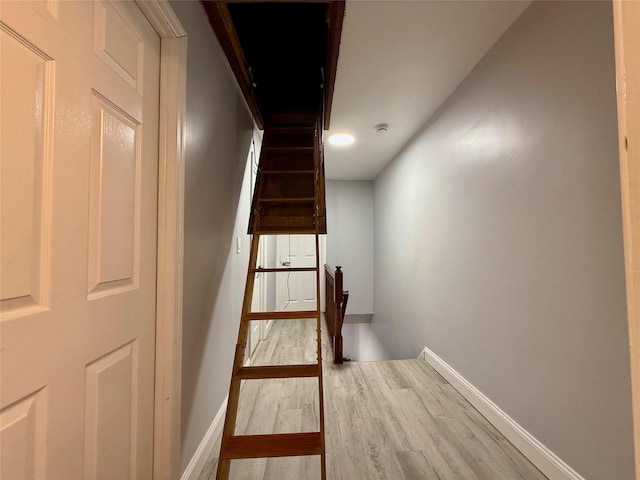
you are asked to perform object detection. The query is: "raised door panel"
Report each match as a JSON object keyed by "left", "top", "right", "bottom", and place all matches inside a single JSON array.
[
  {"left": 87, "top": 93, "right": 141, "bottom": 299},
  {"left": 0, "top": 389, "right": 47, "bottom": 479},
  {"left": 93, "top": 1, "right": 144, "bottom": 93},
  {"left": 0, "top": 24, "right": 53, "bottom": 320},
  {"left": 84, "top": 342, "right": 138, "bottom": 480}
]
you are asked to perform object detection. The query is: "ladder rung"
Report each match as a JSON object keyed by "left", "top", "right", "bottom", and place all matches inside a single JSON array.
[
  {"left": 253, "top": 227, "right": 317, "bottom": 235},
  {"left": 221, "top": 432, "right": 322, "bottom": 459},
  {"left": 267, "top": 126, "right": 315, "bottom": 133},
  {"left": 235, "top": 364, "right": 319, "bottom": 380},
  {"left": 252, "top": 267, "right": 317, "bottom": 273},
  {"left": 244, "top": 310, "right": 318, "bottom": 321},
  {"left": 258, "top": 197, "right": 315, "bottom": 203},
  {"left": 261, "top": 170, "right": 315, "bottom": 175},
  {"left": 263, "top": 146, "right": 314, "bottom": 153}
]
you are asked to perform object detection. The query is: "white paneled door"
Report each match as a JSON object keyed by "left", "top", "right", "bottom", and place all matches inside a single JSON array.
[
  {"left": 0, "top": 2, "right": 160, "bottom": 479},
  {"left": 276, "top": 235, "right": 317, "bottom": 311}
]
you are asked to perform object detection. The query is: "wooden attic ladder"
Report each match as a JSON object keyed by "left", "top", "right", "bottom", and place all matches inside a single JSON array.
[{"left": 216, "top": 113, "right": 328, "bottom": 480}]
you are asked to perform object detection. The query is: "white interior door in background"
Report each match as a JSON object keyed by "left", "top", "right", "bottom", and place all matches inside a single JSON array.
[
  {"left": 276, "top": 234, "right": 317, "bottom": 311},
  {"left": 0, "top": 2, "right": 160, "bottom": 478},
  {"left": 249, "top": 236, "right": 267, "bottom": 360}
]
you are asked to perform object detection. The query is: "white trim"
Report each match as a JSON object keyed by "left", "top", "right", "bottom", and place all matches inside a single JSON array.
[
  {"left": 264, "top": 319, "right": 274, "bottom": 338},
  {"left": 180, "top": 397, "right": 228, "bottom": 480},
  {"left": 420, "top": 346, "right": 585, "bottom": 480},
  {"left": 135, "top": 2, "right": 187, "bottom": 480},
  {"left": 136, "top": 0, "right": 186, "bottom": 38}
]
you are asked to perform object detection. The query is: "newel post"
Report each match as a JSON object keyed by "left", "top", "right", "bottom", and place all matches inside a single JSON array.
[{"left": 334, "top": 266, "right": 344, "bottom": 364}]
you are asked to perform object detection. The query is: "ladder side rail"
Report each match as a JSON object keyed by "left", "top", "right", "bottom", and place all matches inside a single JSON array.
[
  {"left": 313, "top": 113, "right": 328, "bottom": 480},
  {"left": 315, "top": 232, "right": 327, "bottom": 480},
  {"left": 216, "top": 228, "right": 261, "bottom": 480},
  {"left": 248, "top": 133, "right": 268, "bottom": 233}
]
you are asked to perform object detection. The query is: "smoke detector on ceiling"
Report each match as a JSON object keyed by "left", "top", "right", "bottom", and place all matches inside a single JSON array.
[{"left": 375, "top": 123, "right": 389, "bottom": 134}]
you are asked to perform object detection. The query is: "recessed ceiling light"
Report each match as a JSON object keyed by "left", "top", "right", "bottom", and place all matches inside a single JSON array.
[{"left": 328, "top": 133, "right": 355, "bottom": 146}]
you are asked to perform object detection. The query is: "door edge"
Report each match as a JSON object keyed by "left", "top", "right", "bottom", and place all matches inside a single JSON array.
[{"left": 613, "top": 1, "right": 640, "bottom": 477}]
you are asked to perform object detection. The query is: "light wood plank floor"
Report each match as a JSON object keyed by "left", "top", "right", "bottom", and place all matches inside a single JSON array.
[{"left": 198, "top": 318, "right": 547, "bottom": 480}]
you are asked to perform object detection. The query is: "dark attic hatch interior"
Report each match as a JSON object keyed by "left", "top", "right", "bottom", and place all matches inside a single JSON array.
[{"left": 227, "top": 2, "right": 329, "bottom": 118}]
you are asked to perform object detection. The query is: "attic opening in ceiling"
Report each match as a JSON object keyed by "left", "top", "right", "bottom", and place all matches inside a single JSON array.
[{"left": 228, "top": 2, "right": 329, "bottom": 118}]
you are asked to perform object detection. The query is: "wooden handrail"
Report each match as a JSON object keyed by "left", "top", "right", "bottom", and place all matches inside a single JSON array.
[{"left": 324, "top": 264, "right": 348, "bottom": 364}]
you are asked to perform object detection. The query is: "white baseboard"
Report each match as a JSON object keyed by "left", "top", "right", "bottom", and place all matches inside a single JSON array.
[
  {"left": 420, "top": 347, "right": 585, "bottom": 480},
  {"left": 180, "top": 396, "right": 228, "bottom": 480},
  {"left": 264, "top": 319, "right": 273, "bottom": 337}
]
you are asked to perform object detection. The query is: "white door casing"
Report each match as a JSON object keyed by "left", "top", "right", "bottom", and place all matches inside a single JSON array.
[
  {"left": 1, "top": 2, "right": 160, "bottom": 478},
  {"left": 134, "top": 2, "right": 187, "bottom": 479},
  {"left": 276, "top": 234, "right": 317, "bottom": 311}
]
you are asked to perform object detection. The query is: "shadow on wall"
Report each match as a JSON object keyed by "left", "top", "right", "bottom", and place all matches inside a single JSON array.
[{"left": 341, "top": 321, "right": 392, "bottom": 362}]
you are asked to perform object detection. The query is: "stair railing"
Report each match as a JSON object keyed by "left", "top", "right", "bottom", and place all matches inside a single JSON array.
[{"left": 324, "top": 264, "right": 349, "bottom": 364}]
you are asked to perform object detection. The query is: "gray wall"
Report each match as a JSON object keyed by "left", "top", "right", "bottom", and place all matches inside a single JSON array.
[
  {"left": 170, "top": 2, "right": 253, "bottom": 473},
  {"left": 326, "top": 181, "right": 374, "bottom": 315},
  {"left": 373, "top": 2, "right": 634, "bottom": 479}
]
